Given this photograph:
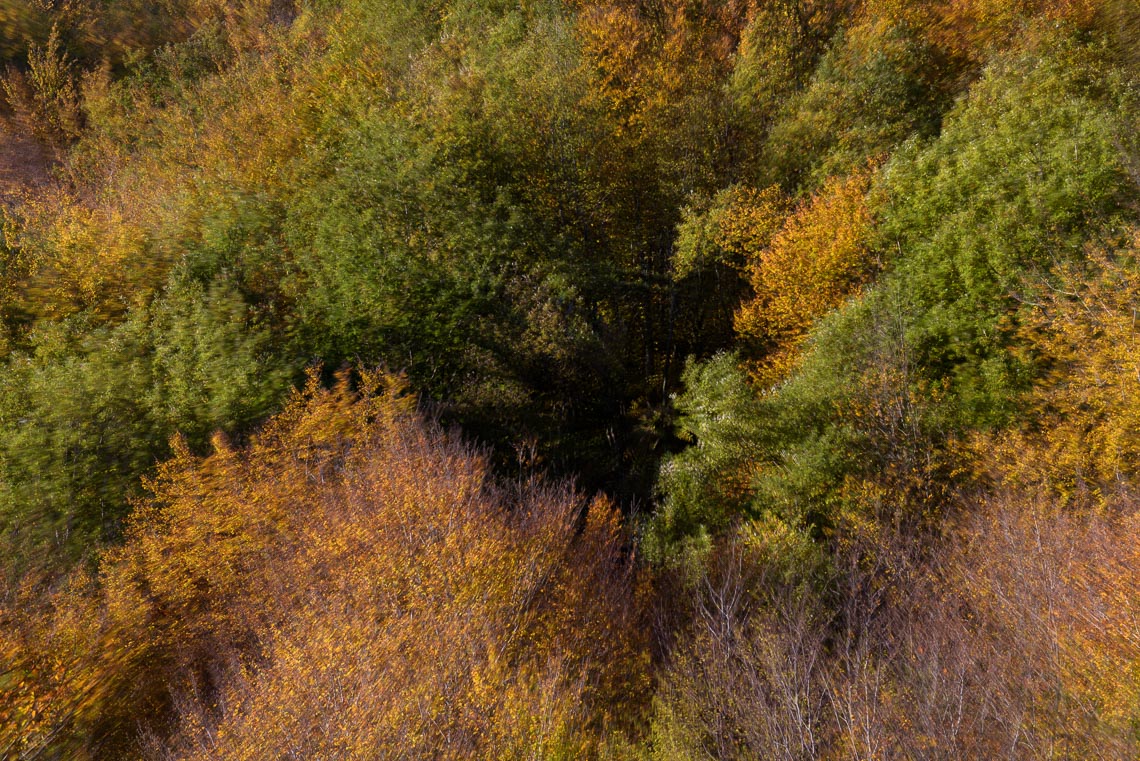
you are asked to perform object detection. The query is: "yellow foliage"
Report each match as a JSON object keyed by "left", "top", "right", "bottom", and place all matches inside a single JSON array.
[
  {"left": 574, "top": 2, "right": 653, "bottom": 130},
  {"left": 574, "top": 0, "right": 753, "bottom": 156},
  {"left": 4, "top": 189, "right": 149, "bottom": 321},
  {"left": 712, "top": 184, "right": 787, "bottom": 271},
  {"left": 672, "top": 183, "right": 787, "bottom": 279},
  {"left": 0, "top": 368, "right": 648, "bottom": 758},
  {"left": 735, "top": 168, "right": 877, "bottom": 385},
  {"left": 973, "top": 234, "right": 1140, "bottom": 507},
  {"left": 929, "top": 0, "right": 1101, "bottom": 64}
]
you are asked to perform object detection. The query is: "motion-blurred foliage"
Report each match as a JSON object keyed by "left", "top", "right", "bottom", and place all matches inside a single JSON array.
[{"left": 1, "top": 0, "right": 1139, "bottom": 756}]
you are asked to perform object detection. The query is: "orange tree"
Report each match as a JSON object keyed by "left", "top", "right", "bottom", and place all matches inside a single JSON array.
[{"left": 1, "top": 369, "right": 649, "bottom": 759}]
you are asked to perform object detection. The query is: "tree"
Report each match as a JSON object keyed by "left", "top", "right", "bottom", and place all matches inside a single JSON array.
[
  {"left": 1, "top": 369, "right": 650, "bottom": 759},
  {"left": 974, "top": 232, "right": 1140, "bottom": 506},
  {"left": 735, "top": 168, "right": 877, "bottom": 385}
]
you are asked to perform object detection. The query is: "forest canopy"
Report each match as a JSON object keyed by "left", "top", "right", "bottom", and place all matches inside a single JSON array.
[{"left": 2, "top": 0, "right": 1140, "bottom": 757}]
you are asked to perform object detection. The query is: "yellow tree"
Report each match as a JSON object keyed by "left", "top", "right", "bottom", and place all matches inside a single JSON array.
[
  {"left": 735, "top": 168, "right": 877, "bottom": 385},
  {"left": 1, "top": 369, "right": 649, "bottom": 759},
  {"left": 973, "top": 232, "right": 1140, "bottom": 506}
]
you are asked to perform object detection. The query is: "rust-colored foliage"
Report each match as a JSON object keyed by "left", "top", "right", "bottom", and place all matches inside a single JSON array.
[
  {"left": 0, "top": 369, "right": 649, "bottom": 759},
  {"left": 651, "top": 490, "right": 1140, "bottom": 760},
  {"left": 820, "top": 490, "right": 1140, "bottom": 759},
  {"left": 937, "top": 493, "right": 1140, "bottom": 757},
  {"left": 735, "top": 168, "right": 877, "bottom": 384}
]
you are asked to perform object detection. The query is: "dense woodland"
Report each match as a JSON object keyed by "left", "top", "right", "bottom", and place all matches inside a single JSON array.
[{"left": 1, "top": 0, "right": 1140, "bottom": 757}]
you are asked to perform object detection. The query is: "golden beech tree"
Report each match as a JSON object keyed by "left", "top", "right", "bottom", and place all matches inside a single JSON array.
[
  {"left": 973, "top": 234, "right": 1140, "bottom": 507},
  {"left": 672, "top": 183, "right": 788, "bottom": 279},
  {"left": 930, "top": 0, "right": 1101, "bottom": 63},
  {"left": 2, "top": 190, "right": 149, "bottom": 322},
  {"left": 0, "top": 369, "right": 649, "bottom": 759},
  {"left": 710, "top": 184, "right": 788, "bottom": 271},
  {"left": 573, "top": 0, "right": 654, "bottom": 131},
  {"left": 735, "top": 168, "right": 877, "bottom": 385},
  {"left": 571, "top": 0, "right": 750, "bottom": 198}
]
